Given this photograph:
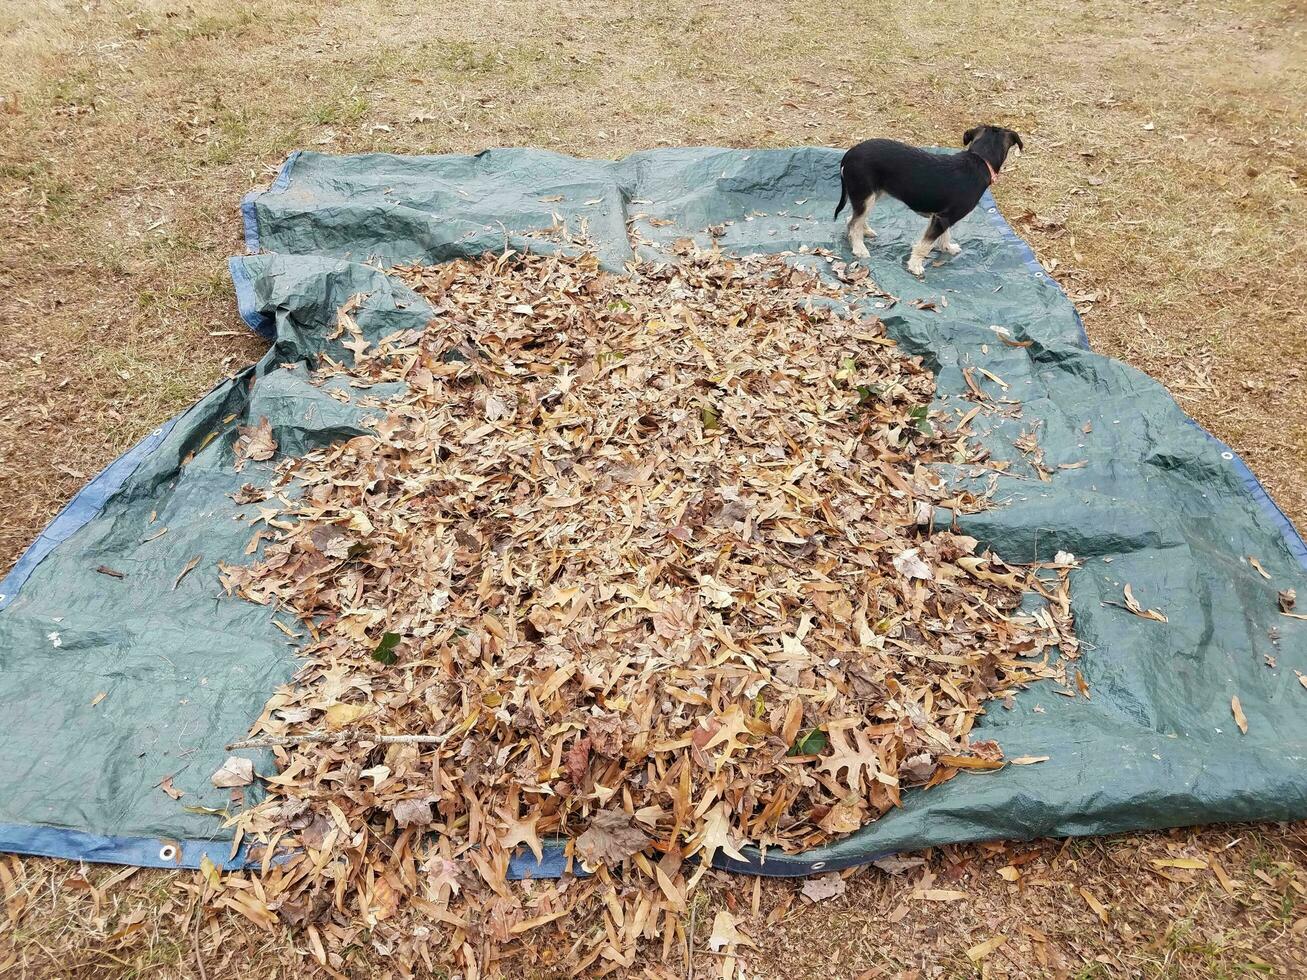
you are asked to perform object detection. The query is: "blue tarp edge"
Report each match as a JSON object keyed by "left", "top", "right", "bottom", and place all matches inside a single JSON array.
[
  {"left": 0, "top": 417, "right": 181, "bottom": 611},
  {"left": 227, "top": 256, "right": 276, "bottom": 339}
]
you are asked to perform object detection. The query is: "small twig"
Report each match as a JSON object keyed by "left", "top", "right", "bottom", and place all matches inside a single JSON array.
[
  {"left": 193, "top": 887, "right": 208, "bottom": 980},
  {"left": 226, "top": 729, "right": 453, "bottom": 750},
  {"left": 686, "top": 901, "right": 697, "bottom": 980}
]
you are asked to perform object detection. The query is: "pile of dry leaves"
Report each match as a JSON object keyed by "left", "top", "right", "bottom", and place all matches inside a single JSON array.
[{"left": 213, "top": 244, "right": 1078, "bottom": 976}]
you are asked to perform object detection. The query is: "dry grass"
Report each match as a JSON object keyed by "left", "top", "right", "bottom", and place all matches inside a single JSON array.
[{"left": 0, "top": 0, "right": 1304, "bottom": 976}]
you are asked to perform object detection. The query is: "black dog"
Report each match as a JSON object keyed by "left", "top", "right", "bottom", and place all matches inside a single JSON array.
[{"left": 834, "top": 125, "right": 1023, "bottom": 276}]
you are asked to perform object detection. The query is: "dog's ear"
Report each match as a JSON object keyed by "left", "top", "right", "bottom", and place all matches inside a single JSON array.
[
  {"left": 1007, "top": 130, "right": 1024, "bottom": 154},
  {"left": 963, "top": 127, "right": 981, "bottom": 146}
]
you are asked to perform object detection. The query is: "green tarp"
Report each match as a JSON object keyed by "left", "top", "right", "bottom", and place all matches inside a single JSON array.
[{"left": 1, "top": 147, "right": 1303, "bottom": 875}]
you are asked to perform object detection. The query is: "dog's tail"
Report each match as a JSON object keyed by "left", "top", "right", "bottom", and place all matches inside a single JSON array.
[{"left": 833, "top": 165, "right": 848, "bottom": 218}]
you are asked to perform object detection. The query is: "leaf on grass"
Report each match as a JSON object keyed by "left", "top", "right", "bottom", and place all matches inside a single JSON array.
[
  {"left": 199, "top": 854, "right": 221, "bottom": 889},
  {"left": 707, "top": 908, "right": 755, "bottom": 951},
  {"left": 1231, "top": 696, "right": 1248, "bottom": 735},
  {"left": 210, "top": 756, "right": 254, "bottom": 788},
  {"left": 800, "top": 873, "right": 846, "bottom": 903},
  {"left": 997, "top": 866, "right": 1021, "bottom": 882},
  {"left": 1151, "top": 857, "right": 1207, "bottom": 870},
  {"left": 871, "top": 854, "right": 926, "bottom": 876},
  {"left": 967, "top": 935, "right": 1007, "bottom": 963},
  {"left": 1079, "top": 886, "right": 1109, "bottom": 923},
  {"left": 1209, "top": 855, "right": 1237, "bottom": 895},
  {"left": 916, "top": 889, "right": 967, "bottom": 902}
]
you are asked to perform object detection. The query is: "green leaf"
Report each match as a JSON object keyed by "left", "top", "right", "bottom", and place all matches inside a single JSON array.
[
  {"left": 908, "top": 404, "right": 934, "bottom": 436},
  {"left": 701, "top": 403, "right": 719, "bottom": 431},
  {"left": 787, "top": 728, "right": 829, "bottom": 757},
  {"left": 836, "top": 356, "right": 858, "bottom": 384},
  {"left": 856, "top": 384, "right": 881, "bottom": 407},
  {"left": 371, "top": 631, "right": 401, "bottom": 665}
]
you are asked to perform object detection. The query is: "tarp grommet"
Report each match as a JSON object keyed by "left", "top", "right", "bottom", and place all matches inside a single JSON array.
[{"left": 159, "top": 844, "right": 178, "bottom": 862}]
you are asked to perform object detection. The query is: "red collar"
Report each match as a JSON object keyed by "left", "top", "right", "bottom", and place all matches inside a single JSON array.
[{"left": 985, "top": 159, "right": 1000, "bottom": 185}]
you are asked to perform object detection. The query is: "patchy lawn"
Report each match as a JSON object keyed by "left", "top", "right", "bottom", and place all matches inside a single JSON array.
[{"left": 0, "top": 0, "right": 1304, "bottom": 976}]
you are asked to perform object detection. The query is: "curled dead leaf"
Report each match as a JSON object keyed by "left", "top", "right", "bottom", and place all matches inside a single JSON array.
[{"left": 210, "top": 756, "right": 254, "bottom": 788}]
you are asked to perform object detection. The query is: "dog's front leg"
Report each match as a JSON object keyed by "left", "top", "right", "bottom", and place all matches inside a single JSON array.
[{"left": 904, "top": 215, "right": 946, "bottom": 277}]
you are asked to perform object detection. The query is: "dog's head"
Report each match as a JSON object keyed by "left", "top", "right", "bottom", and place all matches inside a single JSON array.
[{"left": 962, "top": 125, "right": 1024, "bottom": 169}]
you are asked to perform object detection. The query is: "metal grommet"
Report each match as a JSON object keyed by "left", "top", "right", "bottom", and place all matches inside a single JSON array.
[
  {"left": 987, "top": 207, "right": 997, "bottom": 214},
  {"left": 159, "top": 844, "right": 178, "bottom": 862},
  {"left": 1221, "top": 452, "right": 1234, "bottom": 460},
  {"left": 810, "top": 861, "right": 827, "bottom": 871}
]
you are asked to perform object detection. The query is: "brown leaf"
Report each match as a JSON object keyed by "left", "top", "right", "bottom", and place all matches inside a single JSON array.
[
  {"left": 1279, "top": 588, "right": 1296, "bottom": 612},
  {"left": 210, "top": 756, "right": 254, "bottom": 788},
  {"left": 1231, "top": 696, "right": 1248, "bottom": 735},
  {"left": 800, "top": 873, "right": 847, "bottom": 903},
  {"left": 234, "top": 417, "right": 277, "bottom": 471},
  {"left": 158, "top": 776, "right": 184, "bottom": 800},
  {"left": 967, "top": 935, "right": 1007, "bottom": 963},
  {"left": 173, "top": 555, "right": 202, "bottom": 591},
  {"left": 1117, "top": 583, "right": 1168, "bottom": 622},
  {"left": 915, "top": 888, "right": 967, "bottom": 902},
  {"left": 575, "top": 810, "right": 650, "bottom": 868},
  {"left": 564, "top": 736, "right": 591, "bottom": 786},
  {"left": 871, "top": 854, "right": 925, "bottom": 876},
  {"left": 1080, "top": 886, "right": 1110, "bottom": 923},
  {"left": 392, "top": 799, "right": 433, "bottom": 828}
]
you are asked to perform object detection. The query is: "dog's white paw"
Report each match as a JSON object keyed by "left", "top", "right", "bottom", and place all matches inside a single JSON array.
[
  {"left": 906, "top": 257, "right": 925, "bottom": 277},
  {"left": 864, "top": 228, "right": 878, "bottom": 239},
  {"left": 944, "top": 241, "right": 962, "bottom": 256},
  {"left": 851, "top": 242, "right": 871, "bottom": 259}
]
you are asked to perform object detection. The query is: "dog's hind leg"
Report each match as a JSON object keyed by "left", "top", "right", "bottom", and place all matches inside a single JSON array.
[
  {"left": 906, "top": 215, "right": 948, "bottom": 277},
  {"left": 846, "top": 192, "right": 880, "bottom": 259},
  {"left": 937, "top": 226, "right": 962, "bottom": 256}
]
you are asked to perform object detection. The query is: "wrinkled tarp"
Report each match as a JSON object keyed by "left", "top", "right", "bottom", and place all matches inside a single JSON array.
[{"left": 1, "top": 147, "right": 1304, "bottom": 876}]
